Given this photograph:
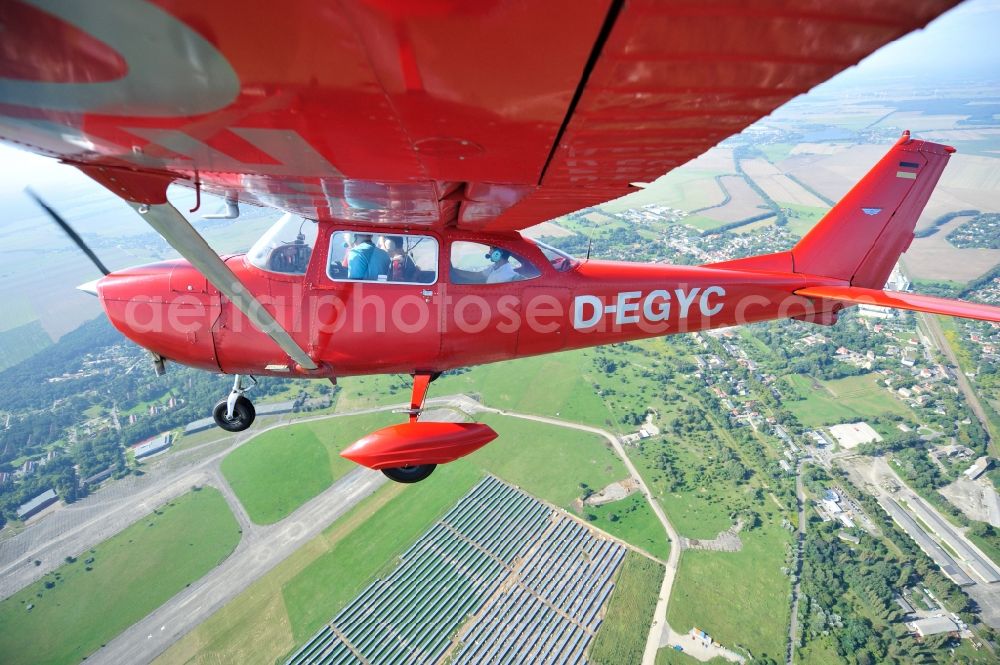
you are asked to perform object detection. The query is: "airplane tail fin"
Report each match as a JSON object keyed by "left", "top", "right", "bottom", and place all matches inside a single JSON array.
[
  {"left": 791, "top": 130, "right": 953, "bottom": 287},
  {"left": 709, "top": 131, "right": 953, "bottom": 288}
]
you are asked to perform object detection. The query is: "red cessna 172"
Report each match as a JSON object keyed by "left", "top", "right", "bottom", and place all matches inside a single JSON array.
[{"left": 3, "top": 0, "right": 999, "bottom": 482}]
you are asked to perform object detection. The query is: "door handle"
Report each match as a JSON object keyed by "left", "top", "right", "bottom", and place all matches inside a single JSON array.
[{"left": 421, "top": 289, "right": 434, "bottom": 298}]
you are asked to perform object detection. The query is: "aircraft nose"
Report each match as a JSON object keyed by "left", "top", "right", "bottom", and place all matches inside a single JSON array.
[{"left": 96, "top": 261, "right": 220, "bottom": 372}]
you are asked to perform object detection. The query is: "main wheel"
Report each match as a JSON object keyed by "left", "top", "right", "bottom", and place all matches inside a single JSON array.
[
  {"left": 381, "top": 464, "right": 436, "bottom": 483},
  {"left": 213, "top": 396, "right": 256, "bottom": 432}
]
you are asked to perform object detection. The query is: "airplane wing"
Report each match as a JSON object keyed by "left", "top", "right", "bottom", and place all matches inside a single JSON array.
[{"left": 1, "top": 0, "right": 959, "bottom": 232}]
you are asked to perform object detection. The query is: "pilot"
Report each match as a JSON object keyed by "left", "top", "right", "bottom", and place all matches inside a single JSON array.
[
  {"left": 347, "top": 233, "right": 391, "bottom": 280},
  {"left": 482, "top": 247, "right": 519, "bottom": 284}
]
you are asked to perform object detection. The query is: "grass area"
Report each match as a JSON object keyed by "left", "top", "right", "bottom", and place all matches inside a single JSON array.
[
  {"left": 785, "top": 373, "right": 913, "bottom": 428},
  {"left": 796, "top": 635, "right": 851, "bottom": 664},
  {"left": 656, "top": 650, "right": 730, "bottom": 665},
  {"left": 281, "top": 462, "right": 482, "bottom": 642},
  {"left": 157, "top": 464, "right": 482, "bottom": 665},
  {"left": 589, "top": 551, "right": 664, "bottom": 665},
  {"left": 730, "top": 217, "right": 775, "bottom": 234},
  {"left": 0, "top": 488, "right": 240, "bottom": 665},
  {"left": 668, "top": 522, "right": 791, "bottom": 662},
  {"left": 468, "top": 414, "right": 669, "bottom": 560},
  {"left": 435, "top": 349, "right": 616, "bottom": 428},
  {"left": 680, "top": 214, "right": 738, "bottom": 232},
  {"left": 220, "top": 411, "right": 396, "bottom": 524},
  {"left": 782, "top": 203, "right": 831, "bottom": 238}
]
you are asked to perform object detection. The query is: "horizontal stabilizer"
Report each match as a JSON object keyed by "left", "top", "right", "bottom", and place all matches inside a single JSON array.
[{"left": 795, "top": 286, "right": 1000, "bottom": 323}]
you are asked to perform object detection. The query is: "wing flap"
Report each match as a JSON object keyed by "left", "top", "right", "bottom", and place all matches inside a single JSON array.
[{"left": 795, "top": 286, "right": 1000, "bottom": 323}]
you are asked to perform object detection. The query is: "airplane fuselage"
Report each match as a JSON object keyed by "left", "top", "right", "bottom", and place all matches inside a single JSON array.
[{"left": 95, "top": 225, "right": 842, "bottom": 380}]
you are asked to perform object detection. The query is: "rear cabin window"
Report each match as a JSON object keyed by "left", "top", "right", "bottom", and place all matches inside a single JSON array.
[{"left": 327, "top": 232, "right": 438, "bottom": 284}]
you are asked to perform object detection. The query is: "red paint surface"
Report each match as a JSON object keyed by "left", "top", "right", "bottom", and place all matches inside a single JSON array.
[{"left": 340, "top": 421, "right": 498, "bottom": 469}]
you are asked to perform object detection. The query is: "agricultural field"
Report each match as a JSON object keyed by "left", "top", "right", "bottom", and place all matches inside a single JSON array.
[
  {"left": 741, "top": 158, "right": 829, "bottom": 207},
  {"left": 220, "top": 411, "right": 397, "bottom": 524},
  {"left": 0, "top": 488, "right": 240, "bottom": 665},
  {"left": 903, "top": 211, "right": 1000, "bottom": 283},
  {"left": 600, "top": 147, "right": 733, "bottom": 214},
  {"left": 699, "top": 175, "right": 769, "bottom": 223},
  {"left": 784, "top": 373, "right": 914, "bottom": 429},
  {"left": 588, "top": 551, "right": 664, "bottom": 665}
]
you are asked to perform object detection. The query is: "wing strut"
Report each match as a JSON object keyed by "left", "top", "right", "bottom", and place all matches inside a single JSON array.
[{"left": 74, "top": 163, "right": 319, "bottom": 372}]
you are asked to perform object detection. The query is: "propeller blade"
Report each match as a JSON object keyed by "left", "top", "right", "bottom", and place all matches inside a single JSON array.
[{"left": 26, "top": 188, "right": 110, "bottom": 276}]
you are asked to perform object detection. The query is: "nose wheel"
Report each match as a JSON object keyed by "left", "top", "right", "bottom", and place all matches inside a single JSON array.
[{"left": 213, "top": 375, "right": 257, "bottom": 432}]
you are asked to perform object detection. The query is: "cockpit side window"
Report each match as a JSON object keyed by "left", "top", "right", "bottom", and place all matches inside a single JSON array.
[
  {"left": 247, "top": 214, "right": 318, "bottom": 275},
  {"left": 449, "top": 241, "right": 540, "bottom": 284},
  {"left": 327, "top": 232, "right": 438, "bottom": 284}
]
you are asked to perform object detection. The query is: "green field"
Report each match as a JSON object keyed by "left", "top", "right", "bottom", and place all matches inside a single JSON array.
[
  {"left": 782, "top": 202, "right": 831, "bottom": 238},
  {"left": 281, "top": 462, "right": 483, "bottom": 642},
  {"left": 656, "top": 650, "right": 730, "bottom": 665},
  {"left": 0, "top": 488, "right": 240, "bottom": 665},
  {"left": 437, "top": 350, "right": 617, "bottom": 428},
  {"left": 157, "top": 465, "right": 482, "bottom": 665},
  {"left": 220, "top": 411, "right": 397, "bottom": 524},
  {"left": 668, "top": 522, "right": 791, "bottom": 662},
  {"left": 471, "top": 414, "right": 670, "bottom": 560},
  {"left": 589, "top": 551, "right": 664, "bottom": 665},
  {"left": 785, "top": 373, "right": 913, "bottom": 428}
]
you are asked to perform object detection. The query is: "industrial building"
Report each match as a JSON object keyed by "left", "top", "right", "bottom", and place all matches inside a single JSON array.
[
  {"left": 133, "top": 432, "right": 173, "bottom": 459},
  {"left": 908, "top": 616, "right": 958, "bottom": 638},
  {"left": 964, "top": 457, "right": 991, "bottom": 481},
  {"left": 16, "top": 488, "right": 57, "bottom": 521}
]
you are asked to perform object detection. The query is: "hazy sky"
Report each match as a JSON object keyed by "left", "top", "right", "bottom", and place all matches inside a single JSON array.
[{"left": 0, "top": 0, "right": 998, "bottom": 198}]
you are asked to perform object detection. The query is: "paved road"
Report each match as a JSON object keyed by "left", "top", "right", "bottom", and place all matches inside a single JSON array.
[
  {"left": 920, "top": 312, "right": 997, "bottom": 455},
  {"left": 466, "top": 405, "right": 683, "bottom": 665},
  {"left": 841, "top": 456, "right": 1000, "bottom": 629},
  {"left": 88, "top": 468, "right": 385, "bottom": 665},
  {"left": 0, "top": 398, "right": 465, "bottom": 601},
  {"left": 87, "top": 401, "right": 469, "bottom": 665},
  {"left": 786, "top": 465, "right": 806, "bottom": 665}
]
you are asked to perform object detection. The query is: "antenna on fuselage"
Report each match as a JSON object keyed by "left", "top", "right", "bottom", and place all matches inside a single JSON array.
[{"left": 586, "top": 237, "right": 592, "bottom": 261}]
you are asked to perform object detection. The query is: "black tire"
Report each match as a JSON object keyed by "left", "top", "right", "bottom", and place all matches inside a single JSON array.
[
  {"left": 381, "top": 464, "right": 436, "bottom": 483},
  {"left": 212, "top": 396, "right": 256, "bottom": 432}
]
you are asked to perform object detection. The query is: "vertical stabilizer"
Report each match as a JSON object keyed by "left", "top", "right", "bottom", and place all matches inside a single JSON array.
[{"left": 791, "top": 131, "right": 953, "bottom": 287}]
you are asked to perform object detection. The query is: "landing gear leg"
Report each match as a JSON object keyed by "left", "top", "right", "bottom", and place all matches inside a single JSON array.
[
  {"left": 213, "top": 374, "right": 257, "bottom": 432},
  {"left": 382, "top": 372, "right": 439, "bottom": 483}
]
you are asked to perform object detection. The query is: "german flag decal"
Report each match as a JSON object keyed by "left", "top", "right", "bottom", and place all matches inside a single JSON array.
[{"left": 897, "top": 160, "right": 920, "bottom": 179}]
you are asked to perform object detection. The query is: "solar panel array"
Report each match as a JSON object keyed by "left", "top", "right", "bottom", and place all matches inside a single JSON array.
[{"left": 286, "top": 476, "right": 627, "bottom": 665}]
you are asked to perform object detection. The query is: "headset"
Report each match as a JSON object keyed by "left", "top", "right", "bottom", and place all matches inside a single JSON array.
[{"left": 485, "top": 248, "right": 506, "bottom": 263}]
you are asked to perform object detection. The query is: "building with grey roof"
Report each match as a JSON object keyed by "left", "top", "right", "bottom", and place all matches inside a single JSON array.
[{"left": 17, "top": 489, "right": 58, "bottom": 521}]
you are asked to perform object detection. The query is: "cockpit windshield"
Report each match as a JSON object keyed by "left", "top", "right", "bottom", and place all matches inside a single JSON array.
[
  {"left": 531, "top": 239, "right": 577, "bottom": 272},
  {"left": 247, "top": 214, "right": 318, "bottom": 275}
]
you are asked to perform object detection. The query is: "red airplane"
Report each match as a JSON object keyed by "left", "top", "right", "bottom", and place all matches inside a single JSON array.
[{"left": 3, "top": 0, "right": 996, "bottom": 482}]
